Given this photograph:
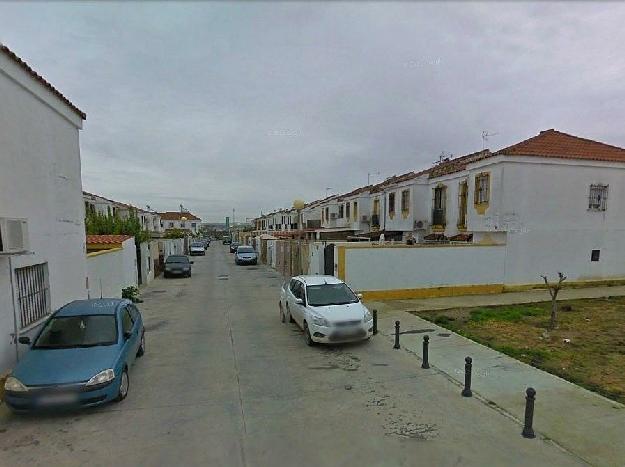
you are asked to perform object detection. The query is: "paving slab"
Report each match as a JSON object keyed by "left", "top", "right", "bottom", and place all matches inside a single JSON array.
[{"left": 374, "top": 310, "right": 625, "bottom": 466}]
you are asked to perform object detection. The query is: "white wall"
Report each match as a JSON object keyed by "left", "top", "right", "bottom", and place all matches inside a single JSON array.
[
  {"left": 307, "top": 242, "right": 325, "bottom": 275},
  {"left": 0, "top": 52, "right": 86, "bottom": 372},
  {"left": 121, "top": 238, "right": 138, "bottom": 289},
  {"left": 87, "top": 249, "right": 125, "bottom": 299},
  {"left": 341, "top": 245, "right": 506, "bottom": 291}
]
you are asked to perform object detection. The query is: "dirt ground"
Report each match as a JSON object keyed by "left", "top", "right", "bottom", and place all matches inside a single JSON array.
[{"left": 411, "top": 296, "right": 625, "bottom": 404}]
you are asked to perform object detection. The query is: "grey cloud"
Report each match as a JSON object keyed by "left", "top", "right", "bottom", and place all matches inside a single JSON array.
[{"left": 1, "top": 2, "right": 624, "bottom": 221}]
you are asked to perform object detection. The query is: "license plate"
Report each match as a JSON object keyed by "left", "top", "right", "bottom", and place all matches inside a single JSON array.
[{"left": 38, "top": 393, "right": 79, "bottom": 406}]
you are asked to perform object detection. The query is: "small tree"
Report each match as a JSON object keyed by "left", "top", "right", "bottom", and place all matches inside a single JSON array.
[{"left": 541, "top": 272, "right": 567, "bottom": 330}]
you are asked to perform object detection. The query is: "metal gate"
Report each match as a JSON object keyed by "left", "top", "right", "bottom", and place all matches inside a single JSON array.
[
  {"left": 324, "top": 243, "right": 335, "bottom": 276},
  {"left": 15, "top": 263, "right": 51, "bottom": 329}
]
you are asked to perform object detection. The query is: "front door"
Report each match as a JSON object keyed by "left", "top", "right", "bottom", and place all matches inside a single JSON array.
[{"left": 324, "top": 243, "right": 335, "bottom": 276}]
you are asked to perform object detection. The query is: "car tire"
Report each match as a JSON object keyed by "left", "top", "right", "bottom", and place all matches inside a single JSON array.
[
  {"left": 303, "top": 322, "right": 315, "bottom": 346},
  {"left": 137, "top": 331, "right": 145, "bottom": 357},
  {"left": 115, "top": 368, "right": 129, "bottom": 402},
  {"left": 279, "top": 303, "right": 286, "bottom": 323}
]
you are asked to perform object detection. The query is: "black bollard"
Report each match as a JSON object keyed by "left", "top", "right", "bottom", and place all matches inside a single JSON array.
[
  {"left": 421, "top": 335, "right": 430, "bottom": 369},
  {"left": 461, "top": 356, "right": 473, "bottom": 397},
  {"left": 372, "top": 309, "right": 378, "bottom": 335},
  {"left": 393, "top": 321, "right": 401, "bottom": 349},
  {"left": 522, "top": 388, "right": 536, "bottom": 439}
]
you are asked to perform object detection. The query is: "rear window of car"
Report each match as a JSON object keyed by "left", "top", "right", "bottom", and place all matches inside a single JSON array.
[
  {"left": 166, "top": 256, "right": 189, "bottom": 263},
  {"left": 237, "top": 247, "right": 254, "bottom": 253}
]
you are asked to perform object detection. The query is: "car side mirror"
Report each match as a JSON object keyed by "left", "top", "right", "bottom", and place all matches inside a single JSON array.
[
  {"left": 295, "top": 298, "right": 304, "bottom": 305},
  {"left": 124, "top": 331, "right": 132, "bottom": 340},
  {"left": 18, "top": 336, "right": 31, "bottom": 345},
  {"left": 357, "top": 293, "right": 363, "bottom": 300}
]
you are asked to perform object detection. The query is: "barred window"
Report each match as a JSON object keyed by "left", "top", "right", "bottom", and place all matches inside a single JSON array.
[
  {"left": 588, "top": 184, "right": 608, "bottom": 211},
  {"left": 475, "top": 173, "right": 490, "bottom": 204},
  {"left": 388, "top": 193, "right": 396, "bottom": 216},
  {"left": 15, "top": 263, "right": 51, "bottom": 329}
]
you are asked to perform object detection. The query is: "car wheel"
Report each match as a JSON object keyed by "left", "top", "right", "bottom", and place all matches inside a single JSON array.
[
  {"left": 137, "top": 331, "right": 145, "bottom": 357},
  {"left": 115, "top": 368, "right": 129, "bottom": 402},
  {"left": 303, "top": 322, "right": 315, "bottom": 346},
  {"left": 279, "top": 303, "right": 286, "bottom": 323}
]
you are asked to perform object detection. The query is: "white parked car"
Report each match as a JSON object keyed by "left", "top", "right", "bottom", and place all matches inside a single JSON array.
[{"left": 279, "top": 275, "right": 373, "bottom": 346}]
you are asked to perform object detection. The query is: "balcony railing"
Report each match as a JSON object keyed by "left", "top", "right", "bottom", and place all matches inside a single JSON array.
[
  {"left": 432, "top": 208, "right": 446, "bottom": 227},
  {"left": 371, "top": 214, "right": 380, "bottom": 227}
]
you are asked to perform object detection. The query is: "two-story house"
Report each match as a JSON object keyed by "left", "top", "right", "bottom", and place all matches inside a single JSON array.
[
  {"left": 0, "top": 45, "right": 87, "bottom": 372},
  {"left": 159, "top": 211, "right": 202, "bottom": 235},
  {"left": 422, "top": 129, "right": 625, "bottom": 283}
]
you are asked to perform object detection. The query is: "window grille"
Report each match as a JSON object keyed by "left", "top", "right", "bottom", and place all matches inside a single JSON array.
[
  {"left": 588, "top": 184, "right": 608, "bottom": 211},
  {"left": 15, "top": 263, "right": 51, "bottom": 329}
]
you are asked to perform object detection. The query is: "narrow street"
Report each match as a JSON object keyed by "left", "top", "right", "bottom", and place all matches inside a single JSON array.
[{"left": 0, "top": 245, "right": 583, "bottom": 467}]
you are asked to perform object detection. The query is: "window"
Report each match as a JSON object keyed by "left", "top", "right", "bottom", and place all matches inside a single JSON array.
[
  {"left": 346, "top": 202, "right": 351, "bottom": 220},
  {"left": 591, "top": 249, "right": 600, "bottom": 262},
  {"left": 475, "top": 173, "right": 490, "bottom": 205},
  {"left": 15, "top": 263, "right": 51, "bottom": 329},
  {"left": 373, "top": 199, "right": 380, "bottom": 215},
  {"left": 325, "top": 207, "right": 329, "bottom": 221},
  {"left": 122, "top": 308, "right": 134, "bottom": 334},
  {"left": 458, "top": 180, "right": 468, "bottom": 228},
  {"left": 180, "top": 222, "right": 186, "bottom": 227},
  {"left": 388, "top": 193, "right": 396, "bottom": 217},
  {"left": 338, "top": 204, "right": 344, "bottom": 218},
  {"left": 34, "top": 315, "right": 117, "bottom": 348},
  {"left": 588, "top": 184, "right": 608, "bottom": 211},
  {"left": 432, "top": 185, "right": 446, "bottom": 227},
  {"left": 169, "top": 222, "right": 174, "bottom": 228},
  {"left": 401, "top": 190, "right": 410, "bottom": 214},
  {"left": 353, "top": 201, "right": 358, "bottom": 220},
  {"left": 191, "top": 223, "right": 197, "bottom": 228}
]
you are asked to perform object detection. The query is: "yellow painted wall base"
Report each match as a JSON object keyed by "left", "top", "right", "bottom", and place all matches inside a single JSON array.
[
  {"left": 360, "top": 284, "right": 504, "bottom": 301},
  {"left": 503, "top": 278, "right": 625, "bottom": 293}
]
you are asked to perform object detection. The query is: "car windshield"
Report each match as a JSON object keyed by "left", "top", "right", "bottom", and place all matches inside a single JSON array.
[
  {"left": 191, "top": 243, "right": 203, "bottom": 248},
  {"left": 306, "top": 283, "right": 359, "bottom": 307},
  {"left": 237, "top": 247, "right": 254, "bottom": 254},
  {"left": 166, "top": 256, "right": 189, "bottom": 263},
  {"left": 34, "top": 315, "right": 118, "bottom": 349}
]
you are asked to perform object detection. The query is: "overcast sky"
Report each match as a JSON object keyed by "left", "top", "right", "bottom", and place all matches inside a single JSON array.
[{"left": 1, "top": 2, "right": 624, "bottom": 222}]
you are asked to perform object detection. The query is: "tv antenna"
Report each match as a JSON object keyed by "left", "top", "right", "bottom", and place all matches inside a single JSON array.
[
  {"left": 435, "top": 151, "right": 452, "bottom": 165},
  {"left": 482, "top": 130, "right": 498, "bottom": 150}
]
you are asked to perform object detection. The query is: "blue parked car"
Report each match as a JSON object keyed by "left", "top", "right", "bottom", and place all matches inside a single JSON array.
[{"left": 3, "top": 299, "right": 145, "bottom": 413}]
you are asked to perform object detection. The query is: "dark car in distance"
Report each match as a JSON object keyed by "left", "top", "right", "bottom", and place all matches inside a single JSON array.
[
  {"left": 229, "top": 242, "right": 240, "bottom": 253},
  {"left": 164, "top": 255, "right": 193, "bottom": 278},
  {"left": 222, "top": 236, "right": 232, "bottom": 245}
]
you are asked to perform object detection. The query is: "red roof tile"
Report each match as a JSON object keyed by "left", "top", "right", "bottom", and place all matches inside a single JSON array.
[
  {"left": 159, "top": 211, "right": 201, "bottom": 221},
  {"left": 496, "top": 129, "right": 625, "bottom": 162},
  {"left": 86, "top": 235, "right": 133, "bottom": 245},
  {"left": 1, "top": 44, "right": 86, "bottom": 120}
]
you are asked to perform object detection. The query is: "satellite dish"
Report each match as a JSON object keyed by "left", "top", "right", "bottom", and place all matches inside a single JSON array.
[{"left": 292, "top": 199, "right": 305, "bottom": 209}]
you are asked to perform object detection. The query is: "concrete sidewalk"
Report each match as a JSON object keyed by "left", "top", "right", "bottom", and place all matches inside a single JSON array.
[
  {"left": 367, "top": 285, "right": 625, "bottom": 313},
  {"left": 374, "top": 310, "right": 625, "bottom": 467}
]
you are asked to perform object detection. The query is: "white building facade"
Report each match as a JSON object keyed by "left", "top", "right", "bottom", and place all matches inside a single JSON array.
[{"left": 0, "top": 45, "right": 87, "bottom": 372}]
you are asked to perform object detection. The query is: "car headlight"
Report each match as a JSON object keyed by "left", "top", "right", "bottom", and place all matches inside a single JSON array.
[
  {"left": 86, "top": 369, "right": 115, "bottom": 387},
  {"left": 311, "top": 315, "right": 330, "bottom": 327},
  {"left": 4, "top": 376, "right": 28, "bottom": 392},
  {"left": 363, "top": 309, "right": 373, "bottom": 322}
]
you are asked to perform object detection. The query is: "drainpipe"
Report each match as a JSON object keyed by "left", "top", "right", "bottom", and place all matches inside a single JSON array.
[{"left": 8, "top": 255, "right": 19, "bottom": 362}]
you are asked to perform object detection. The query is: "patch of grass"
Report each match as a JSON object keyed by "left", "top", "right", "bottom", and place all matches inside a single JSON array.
[
  {"left": 410, "top": 296, "right": 625, "bottom": 404},
  {"left": 468, "top": 305, "right": 544, "bottom": 323}
]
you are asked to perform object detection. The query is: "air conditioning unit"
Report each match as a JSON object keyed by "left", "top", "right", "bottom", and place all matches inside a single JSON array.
[
  {"left": 361, "top": 215, "right": 370, "bottom": 222},
  {"left": 330, "top": 213, "right": 337, "bottom": 219},
  {"left": 414, "top": 220, "right": 427, "bottom": 230},
  {"left": 0, "top": 218, "right": 29, "bottom": 254}
]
